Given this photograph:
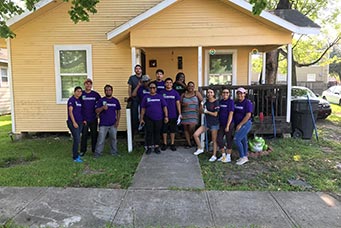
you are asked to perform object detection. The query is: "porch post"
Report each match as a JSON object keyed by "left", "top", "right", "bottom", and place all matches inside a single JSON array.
[
  {"left": 248, "top": 52, "right": 252, "bottom": 85},
  {"left": 131, "top": 47, "right": 136, "bottom": 74},
  {"left": 126, "top": 47, "right": 136, "bottom": 152},
  {"left": 6, "top": 38, "right": 16, "bottom": 133},
  {"left": 262, "top": 52, "right": 266, "bottom": 84},
  {"left": 198, "top": 46, "right": 205, "bottom": 148},
  {"left": 286, "top": 43, "right": 292, "bottom": 123}
]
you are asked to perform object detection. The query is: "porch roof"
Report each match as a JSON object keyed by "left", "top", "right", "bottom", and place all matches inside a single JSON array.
[{"left": 106, "top": 0, "right": 321, "bottom": 41}]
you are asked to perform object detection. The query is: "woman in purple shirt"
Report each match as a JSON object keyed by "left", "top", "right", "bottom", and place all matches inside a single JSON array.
[
  {"left": 140, "top": 81, "right": 168, "bottom": 154},
  {"left": 67, "top": 86, "right": 83, "bottom": 163},
  {"left": 217, "top": 88, "right": 235, "bottom": 163},
  {"left": 233, "top": 87, "right": 253, "bottom": 165}
]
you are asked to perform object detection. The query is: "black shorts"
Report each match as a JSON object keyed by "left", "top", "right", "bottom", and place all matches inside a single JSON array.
[{"left": 162, "top": 118, "right": 177, "bottom": 133}]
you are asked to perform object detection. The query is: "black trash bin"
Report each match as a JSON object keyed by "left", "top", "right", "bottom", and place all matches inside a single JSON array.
[{"left": 291, "top": 99, "right": 319, "bottom": 139}]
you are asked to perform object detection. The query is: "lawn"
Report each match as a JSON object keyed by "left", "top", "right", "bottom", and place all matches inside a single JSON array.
[
  {"left": 0, "top": 115, "right": 144, "bottom": 188},
  {"left": 200, "top": 104, "right": 341, "bottom": 193}
]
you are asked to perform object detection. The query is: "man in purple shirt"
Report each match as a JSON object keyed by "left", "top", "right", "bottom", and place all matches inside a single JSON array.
[
  {"left": 67, "top": 86, "right": 84, "bottom": 163},
  {"left": 153, "top": 69, "right": 165, "bottom": 94},
  {"left": 160, "top": 78, "right": 181, "bottom": 151},
  {"left": 94, "top": 84, "right": 121, "bottom": 158},
  {"left": 80, "top": 78, "right": 100, "bottom": 156}
]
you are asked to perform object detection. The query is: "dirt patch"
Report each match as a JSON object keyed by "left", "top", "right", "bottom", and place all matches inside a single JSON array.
[
  {"left": 316, "top": 119, "right": 341, "bottom": 142},
  {"left": 0, "top": 155, "right": 38, "bottom": 168}
]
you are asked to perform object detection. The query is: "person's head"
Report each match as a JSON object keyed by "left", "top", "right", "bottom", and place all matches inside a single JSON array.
[
  {"left": 104, "top": 84, "right": 113, "bottom": 97},
  {"left": 83, "top": 78, "right": 93, "bottom": 91},
  {"left": 236, "top": 87, "right": 247, "bottom": 101},
  {"left": 206, "top": 88, "right": 215, "bottom": 99},
  {"left": 134, "top": 65, "right": 142, "bottom": 76},
  {"left": 141, "top": 75, "right": 151, "bottom": 87},
  {"left": 74, "top": 86, "right": 82, "bottom": 98},
  {"left": 164, "top": 77, "right": 173, "bottom": 90},
  {"left": 186, "top": 81, "right": 195, "bottom": 92},
  {"left": 148, "top": 81, "right": 157, "bottom": 94},
  {"left": 155, "top": 69, "right": 164, "bottom": 81},
  {"left": 175, "top": 72, "right": 185, "bottom": 82},
  {"left": 222, "top": 87, "right": 230, "bottom": 99}
]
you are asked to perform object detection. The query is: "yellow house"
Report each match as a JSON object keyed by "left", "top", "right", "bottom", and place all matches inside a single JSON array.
[
  {"left": 2, "top": 0, "right": 319, "bottom": 135},
  {"left": 0, "top": 48, "right": 10, "bottom": 115}
]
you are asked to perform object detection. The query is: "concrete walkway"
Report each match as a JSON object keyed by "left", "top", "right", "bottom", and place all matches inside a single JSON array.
[
  {"left": 0, "top": 187, "right": 340, "bottom": 227},
  {"left": 130, "top": 147, "right": 205, "bottom": 190}
]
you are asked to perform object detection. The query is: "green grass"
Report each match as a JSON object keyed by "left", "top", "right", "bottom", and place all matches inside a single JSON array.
[
  {"left": 0, "top": 115, "right": 143, "bottom": 188},
  {"left": 326, "top": 103, "right": 341, "bottom": 123}
]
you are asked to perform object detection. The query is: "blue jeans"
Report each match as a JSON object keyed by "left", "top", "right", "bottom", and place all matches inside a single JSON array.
[
  {"left": 67, "top": 120, "right": 83, "bottom": 160},
  {"left": 95, "top": 125, "right": 118, "bottom": 156},
  {"left": 234, "top": 120, "right": 252, "bottom": 158}
]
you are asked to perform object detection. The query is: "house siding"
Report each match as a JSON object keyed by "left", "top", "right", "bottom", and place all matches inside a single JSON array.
[
  {"left": 9, "top": 0, "right": 162, "bottom": 133},
  {"left": 130, "top": 0, "right": 292, "bottom": 47}
]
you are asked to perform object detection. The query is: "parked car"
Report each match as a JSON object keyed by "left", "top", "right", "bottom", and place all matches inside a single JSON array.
[
  {"left": 292, "top": 86, "right": 332, "bottom": 119},
  {"left": 321, "top": 85, "right": 341, "bottom": 105}
]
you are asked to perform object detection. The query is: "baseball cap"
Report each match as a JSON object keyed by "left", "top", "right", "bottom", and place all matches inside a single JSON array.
[
  {"left": 84, "top": 78, "right": 93, "bottom": 84},
  {"left": 141, "top": 75, "right": 150, "bottom": 82},
  {"left": 236, "top": 87, "right": 247, "bottom": 94}
]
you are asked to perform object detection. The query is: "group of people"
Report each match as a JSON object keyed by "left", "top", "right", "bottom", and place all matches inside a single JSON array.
[
  {"left": 67, "top": 79, "right": 121, "bottom": 163},
  {"left": 128, "top": 65, "right": 253, "bottom": 165}
]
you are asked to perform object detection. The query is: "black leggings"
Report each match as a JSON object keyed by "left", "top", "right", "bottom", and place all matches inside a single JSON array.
[
  {"left": 217, "top": 123, "right": 234, "bottom": 150},
  {"left": 145, "top": 116, "right": 163, "bottom": 147}
]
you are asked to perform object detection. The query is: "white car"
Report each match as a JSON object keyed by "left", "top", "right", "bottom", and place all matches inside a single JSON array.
[{"left": 322, "top": 85, "right": 341, "bottom": 105}]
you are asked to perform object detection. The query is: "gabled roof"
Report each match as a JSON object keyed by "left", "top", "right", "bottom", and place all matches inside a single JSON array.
[
  {"left": 106, "top": 0, "right": 320, "bottom": 40},
  {"left": 270, "top": 9, "right": 321, "bottom": 28}
]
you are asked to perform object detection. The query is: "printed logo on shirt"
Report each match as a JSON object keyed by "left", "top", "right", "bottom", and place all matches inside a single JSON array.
[
  {"left": 220, "top": 104, "right": 227, "bottom": 108},
  {"left": 107, "top": 103, "right": 117, "bottom": 107},
  {"left": 147, "top": 98, "right": 161, "bottom": 102},
  {"left": 157, "top": 86, "right": 165, "bottom": 89},
  {"left": 82, "top": 96, "right": 96, "bottom": 100},
  {"left": 143, "top": 90, "right": 150, "bottom": 94},
  {"left": 163, "top": 95, "right": 175, "bottom": 99},
  {"left": 235, "top": 105, "right": 244, "bottom": 110},
  {"left": 75, "top": 101, "right": 82, "bottom": 107}
]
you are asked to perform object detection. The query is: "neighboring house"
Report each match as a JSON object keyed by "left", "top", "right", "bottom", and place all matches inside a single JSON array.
[
  {"left": 0, "top": 48, "right": 10, "bottom": 115},
  {"left": 1, "top": 0, "right": 319, "bottom": 134}
]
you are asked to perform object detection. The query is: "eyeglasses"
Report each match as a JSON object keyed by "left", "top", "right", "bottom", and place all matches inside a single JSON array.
[{"left": 149, "top": 87, "right": 156, "bottom": 89}]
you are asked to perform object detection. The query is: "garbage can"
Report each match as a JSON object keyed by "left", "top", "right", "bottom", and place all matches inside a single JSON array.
[{"left": 291, "top": 99, "right": 319, "bottom": 139}]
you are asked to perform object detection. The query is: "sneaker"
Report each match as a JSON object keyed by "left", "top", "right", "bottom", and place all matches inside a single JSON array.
[
  {"left": 74, "top": 157, "right": 83, "bottom": 163},
  {"left": 184, "top": 144, "right": 192, "bottom": 149},
  {"left": 170, "top": 144, "right": 176, "bottom": 151},
  {"left": 221, "top": 155, "right": 231, "bottom": 163},
  {"left": 194, "top": 148, "right": 204, "bottom": 156},
  {"left": 236, "top": 157, "right": 249, "bottom": 165},
  {"left": 161, "top": 143, "right": 167, "bottom": 151},
  {"left": 218, "top": 153, "right": 226, "bottom": 162},
  {"left": 79, "top": 152, "right": 85, "bottom": 157},
  {"left": 209, "top": 155, "right": 217, "bottom": 162},
  {"left": 146, "top": 148, "right": 152, "bottom": 155},
  {"left": 154, "top": 147, "right": 161, "bottom": 154}
]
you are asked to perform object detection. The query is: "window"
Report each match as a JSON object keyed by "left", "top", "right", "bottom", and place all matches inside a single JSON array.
[
  {"left": 307, "top": 73, "right": 316, "bottom": 82},
  {"left": 0, "top": 67, "right": 8, "bottom": 87},
  {"left": 205, "top": 49, "right": 237, "bottom": 86},
  {"left": 54, "top": 45, "right": 92, "bottom": 104}
]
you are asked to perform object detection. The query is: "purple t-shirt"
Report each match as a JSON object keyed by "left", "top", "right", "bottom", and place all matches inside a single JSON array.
[
  {"left": 233, "top": 99, "right": 253, "bottom": 126},
  {"left": 81, "top": 90, "right": 100, "bottom": 122},
  {"left": 67, "top": 96, "right": 83, "bottom": 123},
  {"left": 205, "top": 100, "right": 220, "bottom": 127},
  {"left": 137, "top": 86, "right": 150, "bottom": 102},
  {"left": 95, "top": 97, "right": 121, "bottom": 126},
  {"left": 161, "top": 89, "right": 180, "bottom": 119},
  {"left": 154, "top": 80, "right": 165, "bottom": 94},
  {"left": 219, "top": 98, "right": 235, "bottom": 127},
  {"left": 141, "top": 93, "right": 167, "bottom": 121}
]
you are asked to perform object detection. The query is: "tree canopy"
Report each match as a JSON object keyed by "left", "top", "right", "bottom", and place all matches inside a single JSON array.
[{"left": 0, "top": 0, "right": 99, "bottom": 38}]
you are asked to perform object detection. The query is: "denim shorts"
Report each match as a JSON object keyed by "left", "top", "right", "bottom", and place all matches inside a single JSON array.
[{"left": 207, "top": 124, "right": 219, "bottom": 130}]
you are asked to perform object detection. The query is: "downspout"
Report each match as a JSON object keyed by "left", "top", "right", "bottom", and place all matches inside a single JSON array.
[
  {"left": 6, "top": 38, "right": 16, "bottom": 134},
  {"left": 286, "top": 43, "right": 292, "bottom": 123}
]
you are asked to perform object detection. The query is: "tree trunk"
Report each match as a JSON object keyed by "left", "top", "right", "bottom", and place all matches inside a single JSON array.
[{"left": 265, "top": 50, "right": 279, "bottom": 84}]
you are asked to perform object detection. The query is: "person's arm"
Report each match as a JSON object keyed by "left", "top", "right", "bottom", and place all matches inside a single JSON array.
[
  {"left": 95, "top": 104, "right": 108, "bottom": 114},
  {"left": 176, "top": 100, "right": 181, "bottom": 118},
  {"left": 225, "top": 111, "right": 234, "bottom": 132},
  {"left": 131, "top": 82, "right": 141, "bottom": 97},
  {"left": 236, "top": 112, "right": 252, "bottom": 131},
  {"left": 163, "top": 106, "right": 169, "bottom": 123},
  {"left": 115, "top": 110, "right": 121, "bottom": 128},
  {"left": 140, "top": 108, "right": 145, "bottom": 125},
  {"left": 128, "top": 84, "right": 132, "bottom": 97},
  {"left": 68, "top": 106, "right": 78, "bottom": 128}
]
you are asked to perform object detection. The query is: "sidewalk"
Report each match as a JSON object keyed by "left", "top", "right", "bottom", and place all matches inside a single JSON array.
[{"left": 1, "top": 146, "right": 340, "bottom": 227}]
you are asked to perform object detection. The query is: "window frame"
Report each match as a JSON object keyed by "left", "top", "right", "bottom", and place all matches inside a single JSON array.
[
  {"left": 54, "top": 44, "right": 92, "bottom": 104},
  {"left": 0, "top": 67, "right": 8, "bottom": 88}
]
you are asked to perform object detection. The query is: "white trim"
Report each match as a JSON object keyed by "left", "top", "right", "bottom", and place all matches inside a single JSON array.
[
  {"left": 126, "top": 108, "right": 133, "bottom": 152},
  {"left": 6, "top": 39, "right": 16, "bottom": 133},
  {"left": 107, "top": 0, "right": 177, "bottom": 40},
  {"left": 204, "top": 49, "right": 237, "bottom": 86},
  {"left": 54, "top": 44, "right": 93, "bottom": 104},
  {"left": 6, "top": 0, "right": 54, "bottom": 26},
  {"left": 262, "top": 52, "right": 266, "bottom": 84},
  {"left": 131, "top": 47, "right": 136, "bottom": 74},
  {"left": 248, "top": 52, "right": 252, "bottom": 85},
  {"left": 107, "top": 0, "right": 319, "bottom": 40},
  {"left": 0, "top": 66, "right": 8, "bottom": 88},
  {"left": 287, "top": 43, "right": 292, "bottom": 123},
  {"left": 198, "top": 46, "right": 203, "bottom": 87}
]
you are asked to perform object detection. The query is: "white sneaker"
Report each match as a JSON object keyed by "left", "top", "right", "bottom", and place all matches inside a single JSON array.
[
  {"left": 236, "top": 157, "right": 249, "bottom": 165},
  {"left": 209, "top": 155, "right": 217, "bottom": 162},
  {"left": 221, "top": 155, "right": 231, "bottom": 163},
  {"left": 218, "top": 156, "right": 224, "bottom": 162},
  {"left": 194, "top": 148, "right": 204, "bottom": 156}
]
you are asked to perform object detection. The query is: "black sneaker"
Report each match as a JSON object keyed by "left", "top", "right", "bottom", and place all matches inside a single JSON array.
[
  {"left": 154, "top": 147, "right": 161, "bottom": 154},
  {"left": 170, "top": 144, "right": 176, "bottom": 151},
  {"left": 146, "top": 148, "right": 152, "bottom": 155},
  {"left": 79, "top": 152, "right": 85, "bottom": 157},
  {"left": 161, "top": 143, "right": 167, "bottom": 151}
]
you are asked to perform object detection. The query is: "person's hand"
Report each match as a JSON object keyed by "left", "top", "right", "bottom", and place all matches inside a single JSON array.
[
  {"left": 236, "top": 124, "right": 242, "bottom": 131},
  {"left": 204, "top": 108, "right": 208, "bottom": 113},
  {"left": 177, "top": 115, "right": 182, "bottom": 125},
  {"left": 140, "top": 119, "right": 145, "bottom": 126},
  {"left": 225, "top": 125, "right": 230, "bottom": 132},
  {"left": 103, "top": 105, "right": 108, "bottom": 110},
  {"left": 73, "top": 122, "right": 79, "bottom": 129},
  {"left": 164, "top": 117, "right": 169, "bottom": 124},
  {"left": 83, "top": 121, "right": 87, "bottom": 126}
]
